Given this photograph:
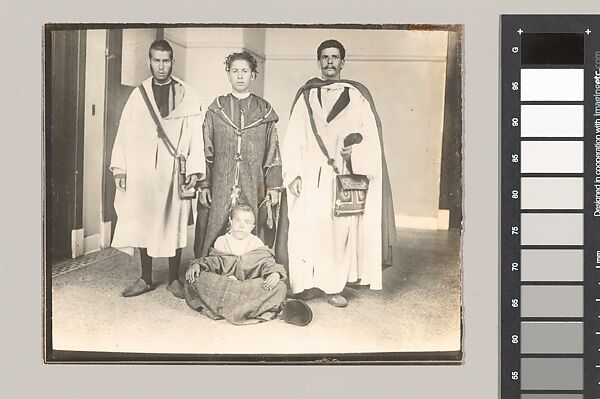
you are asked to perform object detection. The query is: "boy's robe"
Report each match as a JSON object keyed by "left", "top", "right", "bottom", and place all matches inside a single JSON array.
[{"left": 184, "top": 247, "right": 287, "bottom": 325}]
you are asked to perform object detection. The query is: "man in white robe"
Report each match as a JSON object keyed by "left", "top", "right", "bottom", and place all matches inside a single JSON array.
[
  {"left": 281, "top": 39, "right": 395, "bottom": 308},
  {"left": 110, "top": 40, "right": 205, "bottom": 298}
]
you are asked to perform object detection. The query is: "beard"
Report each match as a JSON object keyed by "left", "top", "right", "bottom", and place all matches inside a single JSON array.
[{"left": 150, "top": 66, "right": 173, "bottom": 83}]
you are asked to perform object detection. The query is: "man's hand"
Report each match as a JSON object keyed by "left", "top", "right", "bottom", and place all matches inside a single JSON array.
[
  {"left": 340, "top": 145, "right": 352, "bottom": 161},
  {"left": 183, "top": 174, "right": 198, "bottom": 191},
  {"left": 185, "top": 263, "right": 201, "bottom": 283},
  {"left": 198, "top": 188, "right": 212, "bottom": 208},
  {"left": 267, "top": 189, "right": 280, "bottom": 205},
  {"left": 263, "top": 273, "right": 281, "bottom": 291},
  {"left": 288, "top": 177, "right": 302, "bottom": 197},
  {"left": 114, "top": 174, "right": 127, "bottom": 192}
]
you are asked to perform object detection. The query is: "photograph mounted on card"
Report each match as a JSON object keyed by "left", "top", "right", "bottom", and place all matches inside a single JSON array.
[{"left": 43, "top": 23, "right": 463, "bottom": 363}]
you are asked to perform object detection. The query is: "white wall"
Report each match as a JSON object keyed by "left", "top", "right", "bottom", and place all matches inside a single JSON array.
[
  {"left": 121, "top": 28, "right": 156, "bottom": 87},
  {"left": 165, "top": 27, "right": 266, "bottom": 106},
  {"left": 161, "top": 27, "right": 450, "bottom": 229}
]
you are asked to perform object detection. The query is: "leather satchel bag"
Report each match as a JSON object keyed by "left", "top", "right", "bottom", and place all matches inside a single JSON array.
[
  {"left": 139, "top": 85, "right": 196, "bottom": 200},
  {"left": 176, "top": 154, "right": 197, "bottom": 200},
  {"left": 302, "top": 90, "right": 369, "bottom": 217},
  {"left": 334, "top": 170, "right": 369, "bottom": 217}
]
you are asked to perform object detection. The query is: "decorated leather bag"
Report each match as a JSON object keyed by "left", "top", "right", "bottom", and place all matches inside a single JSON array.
[{"left": 334, "top": 169, "right": 369, "bottom": 217}]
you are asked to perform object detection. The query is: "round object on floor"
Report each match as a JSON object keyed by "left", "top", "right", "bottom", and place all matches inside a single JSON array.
[{"left": 280, "top": 299, "right": 313, "bottom": 326}]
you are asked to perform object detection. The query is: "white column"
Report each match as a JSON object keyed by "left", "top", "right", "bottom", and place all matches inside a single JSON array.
[{"left": 82, "top": 29, "right": 107, "bottom": 255}]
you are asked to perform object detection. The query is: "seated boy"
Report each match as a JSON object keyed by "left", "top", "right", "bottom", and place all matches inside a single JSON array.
[{"left": 183, "top": 205, "right": 287, "bottom": 325}]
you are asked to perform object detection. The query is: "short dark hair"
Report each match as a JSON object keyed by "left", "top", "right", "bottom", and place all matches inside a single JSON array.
[
  {"left": 317, "top": 39, "right": 346, "bottom": 60},
  {"left": 148, "top": 40, "right": 174, "bottom": 59},
  {"left": 224, "top": 51, "right": 259, "bottom": 75},
  {"left": 230, "top": 204, "right": 255, "bottom": 221}
]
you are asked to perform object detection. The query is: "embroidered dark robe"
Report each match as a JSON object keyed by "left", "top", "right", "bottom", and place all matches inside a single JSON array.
[{"left": 194, "top": 94, "right": 282, "bottom": 257}]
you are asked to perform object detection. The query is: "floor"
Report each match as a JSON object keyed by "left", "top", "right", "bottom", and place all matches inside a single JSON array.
[{"left": 50, "top": 228, "right": 462, "bottom": 357}]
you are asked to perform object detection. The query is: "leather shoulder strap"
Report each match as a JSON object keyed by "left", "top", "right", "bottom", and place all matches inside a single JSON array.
[
  {"left": 302, "top": 90, "right": 339, "bottom": 174},
  {"left": 139, "top": 84, "right": 177, "bottom": 156}
]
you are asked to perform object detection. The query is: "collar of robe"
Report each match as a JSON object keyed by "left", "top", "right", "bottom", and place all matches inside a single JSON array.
[
  {"left": 290, "top": 77, "right": 378, "bottom": 119},
  {"left": 316, "top": 86, "right": 351, "bottom": 123},
  {"left": 140, "top": 76, "right": 203, "bottom": 119},
  {"left": 208, "top": 93, "right": 278, "bottom": 132},
  {"left": 230, "top": 91, "right": 251, "bottom": 99}
]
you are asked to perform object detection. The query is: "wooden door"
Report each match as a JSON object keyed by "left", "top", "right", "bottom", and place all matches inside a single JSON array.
[{"left": 45, "top": 29, "right": 86, "bottom": 265}]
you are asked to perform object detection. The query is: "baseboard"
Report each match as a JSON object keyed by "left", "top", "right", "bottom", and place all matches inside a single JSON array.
[
  {"left": 395, "top": 209, "right": 451, "bottom": 231},
  {"left": 83, "top": 234, "right": 101, "bottom": 255},
  {"left": 100, "top": 221, "right": 112, "bottom": 249},
  {"left": 437, "top": 209, "right": 450, "bottom": 230},
  {"left": 71, "top": 229, "right": 84, "bottom": 258}
]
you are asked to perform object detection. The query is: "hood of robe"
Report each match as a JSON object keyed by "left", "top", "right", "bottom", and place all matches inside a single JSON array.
[
  {"left": 140, "top": 76, "right": 203, "bottom": 120},
  {"left": 207, "top": 93, "right": 279, "bottom": 130}
]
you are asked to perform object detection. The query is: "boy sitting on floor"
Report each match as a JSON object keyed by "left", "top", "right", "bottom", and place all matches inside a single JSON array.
[{"left": 184, "top": 205, "right": 287, "bottom": 325}]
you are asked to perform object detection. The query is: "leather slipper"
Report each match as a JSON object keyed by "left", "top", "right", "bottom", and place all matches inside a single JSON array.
[
  {"left": 122, "top": 278, "right": 154, "bottom": 297},
  {"left": 167, "top": 280, "right": 185, "bottom": 299},
  {"left": 326, "top": 293, "right": 348, "bottom": 308}
]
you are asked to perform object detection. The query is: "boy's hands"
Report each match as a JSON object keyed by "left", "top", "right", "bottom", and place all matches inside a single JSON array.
[
  {"left": 185, "top": 263, "right": 201, "bottom": 283},
  {"left": 187, "top": 264, "right": 281, "bottom": 288},
  {"left": 263, "top": 273, "right": 281, "bottom": 290}
]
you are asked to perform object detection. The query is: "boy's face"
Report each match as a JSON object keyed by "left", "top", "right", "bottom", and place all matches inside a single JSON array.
[{"left": 230, "top": 210, "right": 255, "bottom": 240}]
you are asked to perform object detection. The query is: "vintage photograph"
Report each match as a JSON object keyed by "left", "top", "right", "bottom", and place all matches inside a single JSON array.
[{"left": 44, "top": 24, "right": 463, "bottom": 362}]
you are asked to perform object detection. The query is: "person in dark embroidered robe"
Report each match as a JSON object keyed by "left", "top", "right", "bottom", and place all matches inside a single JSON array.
[{"left": 194, "top": 51, "right": 282, "bottom": 258}]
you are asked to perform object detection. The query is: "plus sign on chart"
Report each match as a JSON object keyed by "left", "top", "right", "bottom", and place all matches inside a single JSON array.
[
  {"left": 585, "top": 28, "right": 591, "bottom": 35},
  {"left": 517, "top": 28, "right": 523, "bottom": 35}
]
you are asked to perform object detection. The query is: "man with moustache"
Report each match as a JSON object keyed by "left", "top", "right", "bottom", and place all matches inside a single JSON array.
[
  {"left": 280, "top": 39, "right": 396, "bottom": 307},
  {"left": 110, "top": 39, "right": 205, "bottom": 298}
]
